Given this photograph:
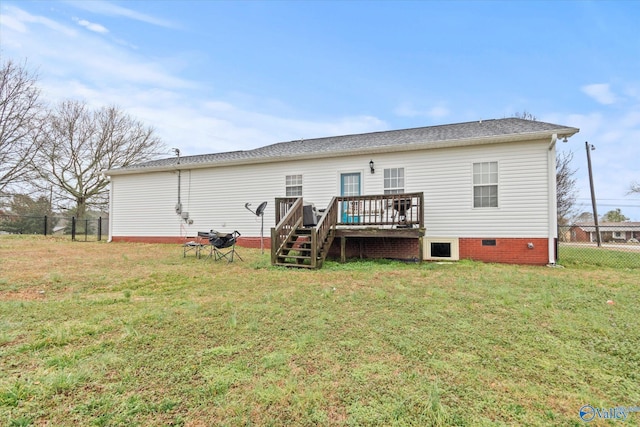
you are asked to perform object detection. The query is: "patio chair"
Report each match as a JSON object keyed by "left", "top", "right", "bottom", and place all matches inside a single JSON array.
[
  {"left": 201, "top": 230, "right": 243, "bottom": 262},
  {"left": 183, "top": 238, "right": 204, "bottom": 258}
]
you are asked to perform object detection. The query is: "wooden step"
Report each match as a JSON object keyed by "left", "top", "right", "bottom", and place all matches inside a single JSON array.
[
  {"left": 278, "top": 255, "right": 311, "bottom": 261},
  {"left": 282, "top": 246, "right": 311, "bottom": 252},
  {"left": 273, "top": 262, "right": 315, "bottom": 269}
]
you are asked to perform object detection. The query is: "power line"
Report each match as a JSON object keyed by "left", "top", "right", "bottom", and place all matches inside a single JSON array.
[
  {"left": 576, "top": 198, "right": 639, "bottom": 202},
  {"left": 575, "top": 203, "right": 640, "bottom": 208}
]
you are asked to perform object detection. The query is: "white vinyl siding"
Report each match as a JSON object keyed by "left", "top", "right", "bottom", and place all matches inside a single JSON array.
[
  {"left": 416, "top": 142, "right": 550, "bottom": 238},
  {"left": 109, "top": 139, "right": 552, "bottom": 240}
]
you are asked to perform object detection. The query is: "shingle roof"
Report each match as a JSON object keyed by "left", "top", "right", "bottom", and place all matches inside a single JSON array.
[
  {"left": 106, "top": 118, "right": 578, "bottom": 174},
  {"left": 574, "top": 222, "right": 640, "bottom": 232}
]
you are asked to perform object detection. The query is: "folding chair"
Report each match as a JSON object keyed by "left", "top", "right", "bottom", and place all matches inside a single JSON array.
[
  {"left": 183, "top": 239, "right": 204, "bottom": 258},
  {"left": 203, "top": 230, "right": 243, "bottom": 262}
]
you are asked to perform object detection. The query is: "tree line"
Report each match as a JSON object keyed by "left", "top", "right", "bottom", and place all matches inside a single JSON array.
[{"left": 1, "top": 59, "right": 165, "bottom": 223}]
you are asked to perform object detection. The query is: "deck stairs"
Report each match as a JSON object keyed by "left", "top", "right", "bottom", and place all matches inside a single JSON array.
[{"left": 272, "top": 226, "right": 335, "bottom": 268}]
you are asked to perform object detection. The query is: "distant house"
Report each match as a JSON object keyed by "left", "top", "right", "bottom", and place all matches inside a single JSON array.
[
  {"left": 104, "top": 118, "right": 579, "bottom": 266},
  {"left": 570, "top": 222, "right": 640, "bottom": 243}
]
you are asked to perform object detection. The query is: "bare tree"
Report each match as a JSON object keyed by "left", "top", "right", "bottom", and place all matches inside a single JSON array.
[
  {"left": 0, "top": 59, "right": 44, "bottom": 194},
  {"left": 556, "top": 150, "right": 578, "bottom": 225},
  {"left": 513, "top": 110, "right": 537, "bottom": 121},
  {"left": 575, "top": 211, "right": 594, "bottom": 223},
  {"left": 34, "top": 100, "right": 165, "bottom": 218},
  {"left": 630, "top": 182, "right": 640, "bottom": 194},
  {"left": 512, "top": 112, "right": 578, "bottom": 224}
]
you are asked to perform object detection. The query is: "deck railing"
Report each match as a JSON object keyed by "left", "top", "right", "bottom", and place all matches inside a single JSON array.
[
  {"left": 274, "top": 193, "right": 424, "bottom": 229},
  {"left": 316, "top": 197, "right": 338, "bottom": 247},
  {"left": 274, "top": 197, "right": 301, "bottom": 225},
  {"left": 308, "top": 197, "right": 340, "bottom": 267},
  {"left": 271, "top": 197, "right": 304, "bottom": 264},
  {"left": 335, "top": 192, "right": 423, "bottom": 228}
]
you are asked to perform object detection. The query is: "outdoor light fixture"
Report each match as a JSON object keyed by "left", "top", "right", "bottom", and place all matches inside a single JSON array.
[{"left": 369, "top": 160, "right": 375, "bottom": 174}]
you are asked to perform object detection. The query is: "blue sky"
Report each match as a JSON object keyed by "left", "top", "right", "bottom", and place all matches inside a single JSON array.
[{"left": 1, "top": 0, "right": 639, "bottom": 220}]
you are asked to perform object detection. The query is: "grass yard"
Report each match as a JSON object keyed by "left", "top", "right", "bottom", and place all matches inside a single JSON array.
[
  {"left": 558, "top": 244, "right": 640, "bottom": 269},
  {"left": 1, "top": 236, "right": 639, "bottom": 426}
]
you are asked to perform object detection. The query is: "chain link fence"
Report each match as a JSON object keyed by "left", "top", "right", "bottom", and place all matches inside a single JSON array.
[
  {"left": 558, "top": 224, "right": 640, "bottom": 269},
  {"left": 0, "top": 214, "right": 108, "bottom": 241}
]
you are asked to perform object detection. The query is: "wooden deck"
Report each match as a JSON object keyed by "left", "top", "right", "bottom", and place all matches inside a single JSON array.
[{"left": 271, "top": 193, "right": 424, "bottom": 268}]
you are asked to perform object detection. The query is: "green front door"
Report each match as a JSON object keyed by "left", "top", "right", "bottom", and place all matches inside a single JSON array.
[{"left": 341, "top": 172, "right": 361, "bottom": 223}]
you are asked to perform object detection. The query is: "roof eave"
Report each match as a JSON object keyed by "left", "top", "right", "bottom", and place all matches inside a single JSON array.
[{"left": 104, "top": 127, "right": 579, "bottom": 176}]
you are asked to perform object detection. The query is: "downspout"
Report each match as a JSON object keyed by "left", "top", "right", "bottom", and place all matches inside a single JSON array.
[
  {"left": 106, "top": 175, "right": 113, "bottom": 242},
  {"left": 547, "top": 134, "right": 558, "bottom": 265}
]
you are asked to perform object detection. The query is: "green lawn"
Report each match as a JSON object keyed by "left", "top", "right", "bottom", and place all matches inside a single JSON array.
[
  {"left": 558, "top": 244, "right": 640, "bottom": 269},
  {"left": 1, "top": 236, "right": 639, "bottom": 426}
]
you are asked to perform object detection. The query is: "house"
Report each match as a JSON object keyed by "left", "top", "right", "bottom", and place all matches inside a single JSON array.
[
  {"left": 104, "top": 118, "right": 579, "bottom": 266},
  {"left": 570, "top": 222, "right": 640, "bottom": 243}
]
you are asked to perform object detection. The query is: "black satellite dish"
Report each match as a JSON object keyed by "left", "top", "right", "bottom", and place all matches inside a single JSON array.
[{"left": 245, "top": 201, "right": 267, "bottom": 253}]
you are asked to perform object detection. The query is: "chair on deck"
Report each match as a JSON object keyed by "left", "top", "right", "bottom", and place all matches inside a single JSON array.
[
  {"left": 200, "top": 230, "right": 243, "bottom": 262},
  {"left": 391, "top": 198, "right": 415, "bottom": 228}
]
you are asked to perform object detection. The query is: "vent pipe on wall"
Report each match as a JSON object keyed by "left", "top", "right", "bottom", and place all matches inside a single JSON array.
[{"left": 173, "top": 148, "right": 184, "bottom": 217}]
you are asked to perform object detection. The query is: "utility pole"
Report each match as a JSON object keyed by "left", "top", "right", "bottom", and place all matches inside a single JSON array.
[{"left": 585, "top": 141, "right": 601, "bottom": 247}]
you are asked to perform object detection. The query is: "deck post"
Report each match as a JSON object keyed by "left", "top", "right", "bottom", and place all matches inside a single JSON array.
[
  {"left": 311, "top": 228, "right": 317, "bottom": 268},
  {"left": 340, "top": 236, "right": 346, "bottom": 263},
  {"left": 270, "top": 228, "right": 277, "bottom": 264}
]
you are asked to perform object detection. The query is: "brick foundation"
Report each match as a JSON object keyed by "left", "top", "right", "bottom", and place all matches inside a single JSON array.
[{"left": 458, "top": 237, "right": 550, "bottom": 265}]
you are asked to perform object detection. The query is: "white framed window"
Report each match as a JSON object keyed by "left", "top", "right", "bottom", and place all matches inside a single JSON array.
[
  {"left": 286, "top": 174, "right": 303, "bottom": 197},
  {"left": 473, "top": 162, "right": 498, "bottom": 208},
  {"left": 384, "top": 168, "right": 404, "bottom": 194},
  {"left": 613, "top": 231, "right": 624, "bottom": 239}
]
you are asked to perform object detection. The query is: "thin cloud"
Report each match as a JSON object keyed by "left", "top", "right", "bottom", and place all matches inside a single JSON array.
[
  {"left": 63, "top": 0, "right": 178, "bottom": 29},
  {"left": 74, "top": 18, "right": 109, "bottom": 34},
  {"left": 141, "top": 100, "right": 387, "bottom": 154},
  {"left": 2, "top": 5, "right": 194, "bottom": 91},
  {"left": 581, "top": 83, "right": 617, "bottom": 105},
  {"left": 1, "top": 5, "right": 76, "bottom": 36}
]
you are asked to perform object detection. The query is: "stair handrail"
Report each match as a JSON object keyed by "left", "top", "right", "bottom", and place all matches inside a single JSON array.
[
  {"left": 271, "top": 197, "right": 304, "bottom": 264},
  {"left": 314, "top": 197, "right": 338, "bottom": 263}
]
